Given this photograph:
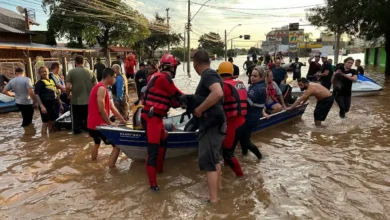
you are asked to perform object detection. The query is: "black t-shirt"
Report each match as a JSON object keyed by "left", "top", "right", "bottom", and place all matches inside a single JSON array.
[
  {"left": 233, "top": 64, "right": 240, "bottom": 77},
  {"left": 244, "top": 61, "right": 254, "bottom": 72},
  {"left": 307, "top": 61, "right": 321, "bottom": 80},
  {"left": 195, "top": 68, "right": 223, "bottom": 103},
  {"left": 357, "top": 66, "right": 364, "bottom": 75},
  {"left": 320, "top": 62, "right": 333, "bottom": 86},
  {"left": 338, "top": 68, "right": 357, "bottom": 96},
  {"left": 34, "top": 80, "right": 57, "bottom": 101},
  {"left": 0, "top": 74, "right": 10, "bottom": 90},
  {"left": 290, "top": 62, "right": 304, "bottom": 74},
  {"left": 135, "top": 69, "right": 147, "bottom": 87},
  {"left": 94, "top": 63, "right": 106, "bottom": 79}
]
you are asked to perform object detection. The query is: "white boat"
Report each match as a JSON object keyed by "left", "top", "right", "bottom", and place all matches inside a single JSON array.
[{"left": 291, "top": 75, "right": 383, "bottom": 97}]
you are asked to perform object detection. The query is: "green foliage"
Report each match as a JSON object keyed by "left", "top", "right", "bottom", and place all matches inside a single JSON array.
[
  {"left": 198, "top": 32, "right": 225, "bottom": 57},
  {"left": 138, "top": 13, "right": 183, "bottom": 59},
  {"left": 306, "top": 0, "right": 359, "bottom": 35},
  {"left": 171, "top": 47, "right": 186, "bottom": 60},
  {"left": 43, "top": 0, "right": 150, "bottom": 51},
  {"left": 248, "top": 47, "right": 261, "bottom": 56}
]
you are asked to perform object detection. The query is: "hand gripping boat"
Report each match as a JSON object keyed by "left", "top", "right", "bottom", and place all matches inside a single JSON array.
[
  {"left": 96, "top": 103, "right": 309, "bottom": 161},
  {"left": 291, "top": 75, "right": 383, "bottom": 97}
]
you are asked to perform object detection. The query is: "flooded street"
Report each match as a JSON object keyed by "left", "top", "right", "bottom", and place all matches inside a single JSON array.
[{"left": 1, "top": 55, "right": 390, "bottom": 219}]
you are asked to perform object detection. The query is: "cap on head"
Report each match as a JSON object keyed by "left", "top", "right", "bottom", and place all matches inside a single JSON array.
[
  {"left": 217, "top": 61, "right": 234, "bottom": 76},
  {"left": 321, "top": 54, "right": 328, "bottom": 58}
]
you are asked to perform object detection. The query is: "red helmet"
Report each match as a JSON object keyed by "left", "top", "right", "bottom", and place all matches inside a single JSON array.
[{"left": 160, "top": 53, "right": 180, "bottom": 67}]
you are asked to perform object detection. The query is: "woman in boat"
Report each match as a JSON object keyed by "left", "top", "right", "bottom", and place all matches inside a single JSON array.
[
  {"left": 264, "top": 70, "right": 287, "bottom": 114},
  {"left": 240, "top": 66, "right": 267, "bottom": 159},
  {"left": 34, "top": 66, "right": 63, "bottom": 135}
]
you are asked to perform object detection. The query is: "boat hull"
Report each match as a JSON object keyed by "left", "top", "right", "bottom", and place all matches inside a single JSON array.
[
  {"left": 0, "top": 101, "right": 19, "bottom": 114},
  {"left": 97, "top": 103, "right": 309, "bottom": 160}
]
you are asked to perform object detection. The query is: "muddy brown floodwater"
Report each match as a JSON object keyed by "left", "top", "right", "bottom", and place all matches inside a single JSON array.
[{"left": 1, "top": 55, "right": 390, "bottom": 219}]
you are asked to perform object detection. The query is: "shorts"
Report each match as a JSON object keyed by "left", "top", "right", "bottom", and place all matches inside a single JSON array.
[
  {"left": 88, "top": 129, "right": 110, "bottom": 145},
  {"left": 39, "top": 100, "right": 57, "bottom": 123},
  {"left": 314, "top": 96, "right": 334, "bottom": 121},
  {"left": 198, "top": 122, "right": 226, "bottom": 171},
  {"left": 265, "top": 101, "right": 278, "bottom": 110},
  {"left": 293, "top": 72, "right": 301, "bottom": 80}
]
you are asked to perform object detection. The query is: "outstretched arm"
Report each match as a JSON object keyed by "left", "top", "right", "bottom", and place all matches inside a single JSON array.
[{"left": 288, "top": 89, "right": 310, "bottom": 110}]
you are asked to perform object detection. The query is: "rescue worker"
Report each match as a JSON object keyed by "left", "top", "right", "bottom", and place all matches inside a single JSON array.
[
  {"left": 241, "top": 66, "right": 265, "bottom": 159},
  {"left": 141, "top": 54, "right": 183, "bottom": 191},
  {"left": 218, "top": 62, "right": 248, "bottom": 177},
  {"left": 34, "top": 66, "right": 64, "bottom": 135}
]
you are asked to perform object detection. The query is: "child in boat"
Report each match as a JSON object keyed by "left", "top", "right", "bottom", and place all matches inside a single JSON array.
[{"left": 87, "top": 68, "right": 127, "bottom": 167}]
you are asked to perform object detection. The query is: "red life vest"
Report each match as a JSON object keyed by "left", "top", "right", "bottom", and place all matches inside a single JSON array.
[
  {"left": 87, "top": 82, "right": 110, "bottom": 130},
  {"left": 142, "top": 72, "right": 172, "bottom": 115},
  {"left": 223, "top": 78, "right": 248, "bottom": 118},
  {"left": 266, "top": 82, "right": 279, "bottom": 103}
]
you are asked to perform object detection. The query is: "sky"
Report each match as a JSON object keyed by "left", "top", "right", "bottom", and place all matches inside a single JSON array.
[{"left": 2, "top": 0, "right": 327, "bottom": 48}]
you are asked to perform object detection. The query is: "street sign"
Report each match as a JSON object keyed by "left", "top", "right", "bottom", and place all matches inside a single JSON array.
[
  {"left": 289, "top": 33, "right": 298, "bottom": 43},
  {"left": 289, "top": 23, "right": 299, "bottom": 31},
  {"left": 244, "top": 35, "right": 250, "bottom": 40}
]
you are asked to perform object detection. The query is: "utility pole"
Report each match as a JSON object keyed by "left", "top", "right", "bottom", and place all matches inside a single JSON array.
[
  {"left": 224, "top": 30, "right": 227, "bottom": 61},
  {"left": 187, "top": 0, "right": 191, "bottom": 75},
  {"left": 183, "top": 25, "right": 186, "bottom": 72},
  {"left": 231, "top": 39, "right": 233, "bottom": 57},
  {"left": 166, "top": 8, "right": 170, "bottom": 53},
  {"left": 24, "top": 8, "right": 30, "bottom": 30}
]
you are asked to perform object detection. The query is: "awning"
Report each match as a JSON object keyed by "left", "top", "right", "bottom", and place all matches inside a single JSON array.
[{"left": 0, "top": 42, "right": 95, "bottom": 52}]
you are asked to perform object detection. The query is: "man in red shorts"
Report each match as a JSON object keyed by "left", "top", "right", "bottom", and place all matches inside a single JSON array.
[
  {"left": 87, "top": 68, "right": 127, "bottom": 167},
  {"left": 142, "top": 54, "right": 183, "bottom": 191}
]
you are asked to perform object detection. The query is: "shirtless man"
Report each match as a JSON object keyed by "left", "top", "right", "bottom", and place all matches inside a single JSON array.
[{"left": 287, "top": 78, "right": 334, "bottom": 126}]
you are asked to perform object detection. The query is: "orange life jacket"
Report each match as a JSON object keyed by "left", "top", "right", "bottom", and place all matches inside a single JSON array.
[
  {"left": 142, "top": 72, "right": 172, "bottom": 114},
  {"left": 223, "top": 78, "right": 248, "bottom": 118},
  {"left": 266, "top": 82, "right": 279, "bottom": 103}
]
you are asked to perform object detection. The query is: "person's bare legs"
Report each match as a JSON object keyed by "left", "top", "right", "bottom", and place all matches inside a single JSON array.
[
  {"left": 48, "top": 121, "right": 54, "bottom": 132},
  {"left": 217, "top": 163, "right": 222, "bottom": 190},
  {"left": 271, "top": 103, "right": 283, "bottom": 114},
  {"left": 108, "top": 146, "right": 121, "bottom": 168},
  {"left": 315, "top": 120, "right": 322, "bottom": 127},
  {"left": 91, "top": 144, "right": 100, "bottom": 160},
  {"left": 41, "top": 123, "right": 48, "bottom": 136},
  {"left": 206, "top": 165, "right": 221, "bottom": 203}
]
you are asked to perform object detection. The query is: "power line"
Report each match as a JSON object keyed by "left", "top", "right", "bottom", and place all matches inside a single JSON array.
[{"left": 191, "top": 2, "right": 324, "bottom": 11}]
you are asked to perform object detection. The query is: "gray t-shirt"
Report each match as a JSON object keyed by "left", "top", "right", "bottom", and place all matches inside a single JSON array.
[
  {"left": 4, "top": 76, "right": 33, "bottom": 105},
  {"left": 266, "top": 81, "right": 282, "bottom": 105}
]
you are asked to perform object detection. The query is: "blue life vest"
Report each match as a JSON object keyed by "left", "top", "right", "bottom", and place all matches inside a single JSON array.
[{"left": 246, "top": 80, "right": 267, "bottom": 127}]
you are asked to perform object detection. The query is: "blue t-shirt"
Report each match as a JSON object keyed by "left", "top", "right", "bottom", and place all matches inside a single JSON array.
[{"left": 271, "top": 67, "right": 287, "bottom": 85}]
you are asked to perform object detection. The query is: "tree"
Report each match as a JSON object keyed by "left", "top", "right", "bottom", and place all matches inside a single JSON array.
[
  {"left": 358, "top": 0, "right": 390, "bottom": 74},
  {"left": 171, "top": 47, "right": 186, "bottom": 61},
  {"left": 306, "top": 0, "right": 359, "bottom": 63},
  {"left": 198, "top": 32, "right": 225, "bottom": 57},
  {"left": 139, "top": 13, "right": 183, "bottom": 59},
  {"left": 248, "top": 47, "right": 261, "bottom": 56},
  {"left": 43, "top": 0, "right": 150, "bottom": 52}
]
